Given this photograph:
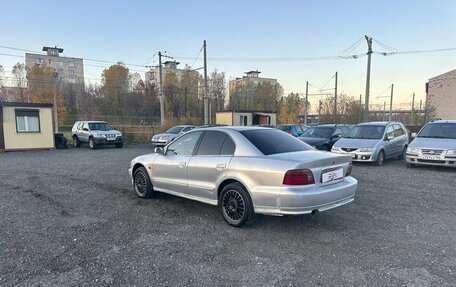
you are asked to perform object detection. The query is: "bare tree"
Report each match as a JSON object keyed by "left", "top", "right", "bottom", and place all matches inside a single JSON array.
[
  {"left": 209, "top": 70, "right": 226, "bottom": 111},
  {"left": 12, "top": 62, "right": 27, "bottom": 102}
]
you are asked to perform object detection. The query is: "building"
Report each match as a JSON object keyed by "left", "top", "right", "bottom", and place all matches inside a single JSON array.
[
  {"left": 216, "top": 110, "right": 277, "bottom": 126},
  {"left": 426, "top": 69, "right": 456, "bottom": 119},
  {"left": 25, "top": 46, "right": 84, "bottom": 85},
  {"left": 145, "top": 61, "right": 199, "bottom": 88},
  {"left": 0, "top": 102, "right": 54, "bottom": 151},
  {"left": 229, "top": 70, "right": 277, "bottom": 94}
]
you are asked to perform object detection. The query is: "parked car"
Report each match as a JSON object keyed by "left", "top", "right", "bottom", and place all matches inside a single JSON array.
[
  {"left": 151, "top": 125, "right": 196, "bottom": 146},
  {"left": 129, "top": 127, "right": 358, "bottom": 227},
  {"left": 331, "top": 121, "right": 409, "bottom": 166},
  {"left": 276, "top": 124, "right": 306, "bottom": 137},
  {"left": 405, "top": 120, "right": 456, "bottom": 168},
  {"left": 72, "top": 121, "right": 123, "bottom": 149},
  {"left": 298, "top": 124, "right": 352, "bottom": 151}
]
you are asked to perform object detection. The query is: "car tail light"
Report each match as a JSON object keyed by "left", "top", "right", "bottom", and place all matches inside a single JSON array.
[
  {"left": 345, "top": 162, "right": 353, "bottom": 176},
  {"left": 287, "top": 131, "right": 293, "bottom": 135},
  {"left": 283, "top": 169, "right": 315, "bottom": 185}
]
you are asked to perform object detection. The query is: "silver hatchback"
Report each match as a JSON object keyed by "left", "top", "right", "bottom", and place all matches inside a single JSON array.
[
  {"left": 332, "top": 122, "right": 409, "bottom": 166},
  {"left": 406, "top": 120, "right": 456, "bottom": 168}
]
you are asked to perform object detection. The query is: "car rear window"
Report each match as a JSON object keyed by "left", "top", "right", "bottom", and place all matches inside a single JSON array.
[{"left": 240, "top": 129, "right": 312, "bottom": 155}]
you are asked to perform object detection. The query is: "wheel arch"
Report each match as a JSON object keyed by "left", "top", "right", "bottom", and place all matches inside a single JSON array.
[{"left": 217, "top": 178, "right": 251, "bottom": 204}]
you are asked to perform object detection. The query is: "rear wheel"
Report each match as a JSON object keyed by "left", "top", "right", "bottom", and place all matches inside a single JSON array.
[
  {"left": 89, "top": 137, "right": 97, "bottom": 150},
  {"left": 219, "top": 183, "right": 254, "bottom": 227},
  {"left": 133, "top": 167, "right": 155, "bottom": 198},
  {"left": 73, "top": 136, "right": 80, "bottom": 148},
  {"left": 398, "top": 146, "right": 407, "bottom": 160},
  {"left": 373, "top": 150, "right": 385, "bottom": 166}
]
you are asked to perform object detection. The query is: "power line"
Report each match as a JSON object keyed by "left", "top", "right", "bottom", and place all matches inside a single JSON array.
[{"left": 190, "top": 45, "right": 204, "bottom": 69}]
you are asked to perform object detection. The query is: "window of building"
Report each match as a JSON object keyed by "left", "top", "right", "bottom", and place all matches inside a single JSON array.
[
  {"left": 15, "top": 109, "right": 40, "bottom": 133},
  {"left": 48, "top": 59, "right": 52, "bottom": 65},
  {"left": 69, "top": 78, "right": 76, "bottom": 84},
  {"left": 240, "top": 115, "right": 248, "bottom": 126},
  {"left": 69, "top": 62, "right": 75, "bottom": 67},
  {"left": 35, "top": 58, "right": 43, "bottom": 64},
  {"left": 69, "top": 68, "right": 75, "bottom": 76}
]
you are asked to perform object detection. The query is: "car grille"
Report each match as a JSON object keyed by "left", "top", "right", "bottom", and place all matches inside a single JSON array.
[
  {"left": 421, "top": 149, "right": 444, "bottom": 156},
  {"left": 106, "top": 134, "right": 117, "bottom": 139},
  {"left": 342, "top": 148, "right": 357, "bottom": 152},
  {"left": 417, "top": 159, "right": 446, "bottom": 164}
]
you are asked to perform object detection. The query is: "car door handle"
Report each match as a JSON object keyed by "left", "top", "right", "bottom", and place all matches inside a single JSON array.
[
  {"left": 216, "top": 164, "right": 226, "bottom": 171},
  {"left": 178, "top": 162, "right": 186, "bottom": 168}
]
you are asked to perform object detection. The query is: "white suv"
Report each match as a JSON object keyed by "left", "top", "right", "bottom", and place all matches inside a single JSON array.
[{"left": 72, "top": 121, "right": 123, "bottom": 149}]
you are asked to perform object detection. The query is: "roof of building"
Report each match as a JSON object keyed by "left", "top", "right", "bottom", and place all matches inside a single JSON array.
[
  {"left": 42, "top": 46, "right": 64, "bottom": 53},
  {"left": 429, "top": 69, "right": 456, "bottom": 80},
  {"left": 0, "top": 101, "right": 53, "bottom": 108},
  {"left": 245, "top": 70, "right": 261, "bottom": 74}
]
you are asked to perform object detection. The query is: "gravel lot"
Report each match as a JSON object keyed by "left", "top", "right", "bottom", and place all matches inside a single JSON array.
[{"left": 0, "top": 145, "right": 455, "bottom": 286}]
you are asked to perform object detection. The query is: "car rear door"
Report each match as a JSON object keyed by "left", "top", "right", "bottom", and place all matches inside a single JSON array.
[
  {"left": 152, "top": 131, "right": 203, "bottom": 194},
  {"left": 187, "top": 131, "right": 235, "bottom": 201}
]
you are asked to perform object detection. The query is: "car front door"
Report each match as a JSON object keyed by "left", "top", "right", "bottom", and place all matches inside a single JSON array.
[
  {"left": 80, "top": 122, "right": 90, "bottom": 143},
  {"left": 383, "top": 125, "right": 396, "bottom": 158},
  {"left": 152, "top": 131, "right": 203, "bottom": 194},
  {"left": 187, "top": 131, "right": 235, "bottom": 201}
]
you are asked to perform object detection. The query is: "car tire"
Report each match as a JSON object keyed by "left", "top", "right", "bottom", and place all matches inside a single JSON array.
[
  {"left": 88, "top": 137, "right": 97, "bottom": 150},
  {"left": 219, "top": 183, "right": 254, "bottom": 227},
  {"left": 133, "top": 167, "right": 155, "bottom": 198},
  {"left": 320, "top": 145, "right": 330, "bottom": 151},
  {"left": 373, "top": 150, "right": 385, "bottom": 166},
  {"left": 398, "top": 146, "right": 407, "bottom": 160},
  {"left": 73, "top": 136, "right": 80, "bottom": 148},
  {"left": 115, "top": 143, "right": 123, "bottom": 148}
]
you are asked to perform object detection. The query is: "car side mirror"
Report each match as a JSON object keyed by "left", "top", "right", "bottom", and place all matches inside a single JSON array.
[
  {"left": 154, "top": 147, "right": 164, "bottom": 154},
  {"left": 83, "top": 128, "right": 89, "bottom": 131}
]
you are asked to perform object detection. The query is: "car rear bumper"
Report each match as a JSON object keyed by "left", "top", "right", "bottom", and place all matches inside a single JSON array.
[
  {"left": 253, "top": 176, "right": 358, "bottom": 215},
  {"left": 406, "top": 155, "right": 456, "bottom": 167}
]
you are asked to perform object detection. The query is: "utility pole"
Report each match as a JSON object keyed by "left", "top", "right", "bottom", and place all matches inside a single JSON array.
[
  {"left": 203, "top": 40, "right": 209, "bottom": 125},
  {"left": 184, "top": 87, "right": 188, "bottom": 117},
  {"left": 359, "top": 94, "right": 362, "bottom": 123},
  {"left": 389, "top": 83, "right": 394, "bottom": 121},
  {"left": 318, "top": 100, "right": 322, "bottom": 124},
  {"left": 304, "top": 81, "right": 309, "bottom": 125},
  {"left": 411, "top": 93, "right": 415, "bottom": 125},
  {"left": 334, "top": 71, "right": 338, "bottom": 123},
  {"left": 53, "top": 70, "right": 58, "bottom": 133},
  {"left": 419, "top": 99, "right": 423, "bottom": 125},
  {"left": 363, "top": 35, "right": 373, "bottom": 122},
  {"left": 158, "top": 51, "right": 165, "bottom": 126},
  {"left": 383, "top": 101, "right": 386, "bottom": 121}
]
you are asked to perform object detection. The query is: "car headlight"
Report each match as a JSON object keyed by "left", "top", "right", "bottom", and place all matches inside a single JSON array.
[
  {"left": 407, "top": 147, "right": 420, "bottom": 154},
  {"left": 160, "top": 136, "right": 169, "bottom": 140},
  {"left": 332, "top": 146, "right": 341, "bottom": 151},
  {"left": 446, "top": 149, "right": 456, "bottom": 156},
  {"left": 359, "top": 147, "right": 373, "bottom": 152}
]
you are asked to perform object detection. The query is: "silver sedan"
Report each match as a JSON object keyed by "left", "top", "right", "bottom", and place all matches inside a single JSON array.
[{"left": 129, "top": 127, "right": 358, "bottom": 227}]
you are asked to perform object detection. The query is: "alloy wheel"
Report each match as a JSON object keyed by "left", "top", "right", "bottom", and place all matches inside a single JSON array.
[
  {"left": 222, "top": 189, "right": 246, "bottom": 222},
  {"left": 134, "top": 170, "right": 148, "bottom": 196}
]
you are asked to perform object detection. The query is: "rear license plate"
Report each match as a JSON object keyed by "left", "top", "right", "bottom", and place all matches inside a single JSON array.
[
  {"left": 321, "top": 168, "right": 343, "bottom": 183},
  {"left": 422, "top": 156, "right": 440, "bottom": 160}
]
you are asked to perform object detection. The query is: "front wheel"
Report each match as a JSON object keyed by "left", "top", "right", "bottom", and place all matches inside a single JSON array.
[
  {"left": 320, "top": 145, "right": 330, "bottom": 151},
  {"left": 219, "top": 183, "right": 254, "bottom": 227},
  {"left": 115, "top": 143, "right": 123, "bottom": 148},
  {"left": 373, "top": 150, "right": 385, "bottom": 166},
  {"left": 88, "top": 137, "right": 97, "bottom": 150},
  {"left": 133, "top": 167, "right": 155, "bottom": 198},
  {"left": 398, "top": 146, "right": 407, "bottom": 160}
]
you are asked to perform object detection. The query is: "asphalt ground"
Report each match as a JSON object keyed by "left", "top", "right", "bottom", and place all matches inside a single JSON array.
[{"left": 0, "top": 145, "right": 455, "bottom": 286}]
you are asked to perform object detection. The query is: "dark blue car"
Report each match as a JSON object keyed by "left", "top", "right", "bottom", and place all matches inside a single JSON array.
[{"left": 298, "top": 124, "right": 352, "bottom": 151}]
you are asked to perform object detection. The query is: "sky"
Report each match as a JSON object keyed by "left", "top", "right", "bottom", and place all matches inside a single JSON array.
[{"left": 1, "top": 0, "right": 456, "bottom": 112}]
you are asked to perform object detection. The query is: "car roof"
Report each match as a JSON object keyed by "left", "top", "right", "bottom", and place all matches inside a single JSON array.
[
  {"left": 77, "top": 121, "right": 108, "bottom": 124},
  {"left": 357, "top": 121, "right": 390, "bottom": 126},
  {"left": 174, "top": 125, "right": 196, "bottom": 128},
  {"left": 428, "top": 119, "right": 456, "bottom": 124}
]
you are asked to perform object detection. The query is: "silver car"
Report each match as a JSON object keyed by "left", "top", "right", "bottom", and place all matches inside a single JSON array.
[
  {"left": 72, "top": 121, "right": 123, "bottom": 149},
  {"left": 129, "top": 127, "right": 358, "bottom": 227},
  {"left": 332, "top": 121, "right": 409, "bottom": 166},
  {"left": 151, "top": 125, "right": 196, "bottom": 146},
  {"left": 406, "top": 120, "right": 456, "bottom": 168}
]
